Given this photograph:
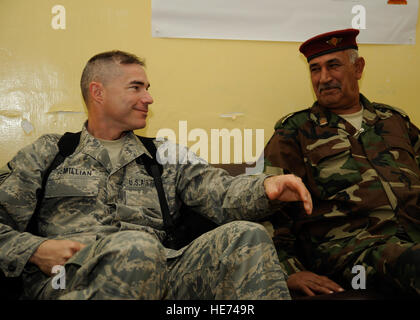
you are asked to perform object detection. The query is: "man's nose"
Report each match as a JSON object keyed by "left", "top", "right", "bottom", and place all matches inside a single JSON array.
[
  {"left": 319, "top": 67, "right": 332, "bottom": 84},
  {"left": 142, "top": 91, "right": 154, "bottom": 105}
]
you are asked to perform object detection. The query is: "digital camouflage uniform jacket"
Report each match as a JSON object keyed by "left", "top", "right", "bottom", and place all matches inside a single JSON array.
[
  {"left": 263, "top": 94, "right": 420, "bottom": 276},
  {"left": 0, "top": 125, "right": 273, "bottom": 278}
]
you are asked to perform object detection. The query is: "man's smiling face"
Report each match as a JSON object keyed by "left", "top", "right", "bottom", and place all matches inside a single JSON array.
[{"left": 309, "top": 50, "right": 364, "bottom": 114}]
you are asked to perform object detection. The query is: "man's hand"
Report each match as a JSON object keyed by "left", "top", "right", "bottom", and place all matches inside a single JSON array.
[
  {"left": 287, "top": 271, "right": 344, "bottom": 296},
  {"left": 264, "top": 174, "right": 312, "bottom": 215},
  {"left": 29, "top": 239, "right": 86, "bottom": 276}
]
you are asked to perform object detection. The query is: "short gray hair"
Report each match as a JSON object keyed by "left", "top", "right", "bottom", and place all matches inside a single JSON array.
[
  {"left": 80, "top": 50, "right": 145, "bottom": 104},
  {"left": 347, "top": 49, "right": 359, "bottom": 64}
]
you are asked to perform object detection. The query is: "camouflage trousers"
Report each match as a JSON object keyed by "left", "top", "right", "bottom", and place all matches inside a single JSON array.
[
  {"left": 24, "top": 221, "right": 290, "bottom": 299},
  {"left": 311, "top": 228, "right": 420, "bottom": 296}
]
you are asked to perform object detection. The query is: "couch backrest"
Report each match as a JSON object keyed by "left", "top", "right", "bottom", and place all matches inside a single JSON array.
[{"left": 211, "top": 163, "right": 250, "bottom": 176}]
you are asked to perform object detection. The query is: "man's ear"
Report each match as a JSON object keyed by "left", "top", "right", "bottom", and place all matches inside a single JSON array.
[
  {"left": 89, "top": 82, "right": 105, "bottom": 104},
  {"left": 354, "top": 57, "right": 365, "bottom": 80}
]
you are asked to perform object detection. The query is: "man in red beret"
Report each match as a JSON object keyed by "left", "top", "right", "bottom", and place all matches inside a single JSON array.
[{"left": 262, "top": 28, "right": 420, "bottom": 297}]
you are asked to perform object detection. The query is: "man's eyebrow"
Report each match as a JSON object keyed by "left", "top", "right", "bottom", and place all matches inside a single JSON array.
[
  {"left": 309, "top": 58, "right": 342, "bottom": 69},
  {"left": 309, "top": 62, "right": 320, "bottom": 69},
  {"left": 326, "top": 58, "right": 342, "bottom": 64},
  {"left": 129, "top": 80, "right": 150, "bottom": 89}
]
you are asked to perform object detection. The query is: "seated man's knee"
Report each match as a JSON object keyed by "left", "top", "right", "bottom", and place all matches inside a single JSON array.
[
  {"left": 98, "top": 230, "right": 166, "bottom": 265},
  {"left": 63, "top": 231, "right": 167, "bottom": 299},
  {"left": 394, "top": 243, "right": 420, "bottom": 275},
  {"left": 221, "top": 220, "right": 272, "bottom": 245}
]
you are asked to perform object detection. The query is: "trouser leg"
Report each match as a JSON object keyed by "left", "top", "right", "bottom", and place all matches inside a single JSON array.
[
  {"left": 341, "top": 236, "right": 420, "bottom": 296},
  {"left": 392, "top": 243, "right": 420, "bottom": 295},
  {"left": 165, "top": 221, "right": 290, "bottom": 300},
  {"left": 33, "top": 230, "right": 167, "bottom": 299}
]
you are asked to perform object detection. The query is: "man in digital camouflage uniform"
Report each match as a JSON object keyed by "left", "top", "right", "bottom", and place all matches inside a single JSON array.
[
  {"left": 263, "top": 29, "right": 420, "bottom": 297},
  {"left": 0, "top": 50, "right": 313, "bottom": 299}
]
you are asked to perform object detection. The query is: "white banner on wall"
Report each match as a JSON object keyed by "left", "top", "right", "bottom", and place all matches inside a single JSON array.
[{"left": 152, "top": 0, "right": 419, "bottom": 44}]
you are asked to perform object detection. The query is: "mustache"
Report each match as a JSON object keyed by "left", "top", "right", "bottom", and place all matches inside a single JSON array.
[{"left": 318, "top": 83, "right": 341, "bottom": 93}]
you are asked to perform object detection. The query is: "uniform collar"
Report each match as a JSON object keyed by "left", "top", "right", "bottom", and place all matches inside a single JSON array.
[
  {"left": 78, "top": 122, "right": 152, "bottom": 173},
  {"left": 309, "top": 94, "right": 385, "bottom": 131}
]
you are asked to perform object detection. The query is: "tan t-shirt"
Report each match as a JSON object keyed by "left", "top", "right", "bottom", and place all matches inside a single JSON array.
[
  {"left": 97, "top": 135, "right": 127, "bottom": 169},
  {"left": 339, "top": 107, "right": 364, "bottom": 131}
]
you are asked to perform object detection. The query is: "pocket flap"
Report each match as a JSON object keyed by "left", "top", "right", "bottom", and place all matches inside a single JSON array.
[
  {"left": 306, "top": 137, "right": 351, "bottom": 165},
  {"left": 44, "top": 177, "right": 100, "bottom": 198}
]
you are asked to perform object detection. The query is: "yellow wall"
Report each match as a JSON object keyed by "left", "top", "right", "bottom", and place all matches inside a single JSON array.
[{"left": 1, "top": 0, "right": 419, "bottom": 165}]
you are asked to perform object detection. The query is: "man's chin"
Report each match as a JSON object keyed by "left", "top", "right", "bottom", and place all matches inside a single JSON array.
[
  {"left": 318, "top": 101, "right": 343, "bottom": 110},
  {"left": 318, "top": 95, "right": 342, "bottom": 108},
  {"left": 129, "top": 121, "right": 147, "bottom": 132}
]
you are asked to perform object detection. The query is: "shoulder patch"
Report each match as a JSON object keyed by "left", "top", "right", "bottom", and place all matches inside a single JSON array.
[
  {"left": 274, "top": 108, "right": 310, "bottom": 130},
  {"left": 374, "top": 103, "right": 409, "bottom": 119}
]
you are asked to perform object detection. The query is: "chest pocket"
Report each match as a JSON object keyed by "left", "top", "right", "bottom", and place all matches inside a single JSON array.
[
  {"left": 123, "top": 176, "right": 158, "bottom": 207},
  {"left": 44, "top": 177, "right": 100, "bottom": 198},
  {"left": 306, "top": 137, "right": 362, "bottom": 199}
]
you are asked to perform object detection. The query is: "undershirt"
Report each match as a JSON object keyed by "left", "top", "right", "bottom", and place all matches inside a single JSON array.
[
  {"left": 97, "top": 135, "right": 126, "bottom": 169},
  {"left": 339, "top": 107, "right": 364, "bottom": 131}
]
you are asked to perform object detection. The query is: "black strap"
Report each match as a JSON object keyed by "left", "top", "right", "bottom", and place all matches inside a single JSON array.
[
  {"left": 57, "top": 132, "right": 82, "bottom": 158},
  {"left": 136, "top": 136, "right": 175, "bottom": 231}
]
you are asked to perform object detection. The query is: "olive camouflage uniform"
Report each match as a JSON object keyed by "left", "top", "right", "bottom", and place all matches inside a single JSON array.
[
  {"left": 0, "top": 124, "right": 289, "bottom": 299},
  {"left": 263, "top": 94, "right": 420, "bottom": 296}
]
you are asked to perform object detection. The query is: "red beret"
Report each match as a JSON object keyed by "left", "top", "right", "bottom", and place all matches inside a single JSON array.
[{"left": 299, "top": 29, "right": 360, "bottom": 62}]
